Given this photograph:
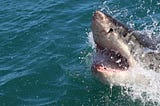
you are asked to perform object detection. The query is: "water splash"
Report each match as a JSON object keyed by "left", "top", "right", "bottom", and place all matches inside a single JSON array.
[
  {"left": 123, "top": 66, "right": 160, "bottom": 105},
  {"left": 86, "top": 32, "right": 95, "bottom": 50}
]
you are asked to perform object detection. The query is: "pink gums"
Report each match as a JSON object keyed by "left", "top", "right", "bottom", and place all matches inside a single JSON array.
[{"left": 93, "top": 64, "right": 127, "bottom": 73}]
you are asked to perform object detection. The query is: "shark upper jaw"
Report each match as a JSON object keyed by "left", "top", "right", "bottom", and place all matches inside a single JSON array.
[{"left": 91, "top": 11, "right": 137, "bottom": 74}]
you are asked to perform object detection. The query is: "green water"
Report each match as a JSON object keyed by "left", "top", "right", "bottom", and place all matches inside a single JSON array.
[{"left": 0, "top": 0, "right": 160, "bottom": 106}]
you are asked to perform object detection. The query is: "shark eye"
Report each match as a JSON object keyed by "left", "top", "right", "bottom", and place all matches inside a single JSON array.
[
  {"left": 123, "top": 34, "right": 127, "bottom": 37},
  {"left": 123, "top": 32, "right": 127, "bottom": 37},
  {"left": 108, "top": 28, "right": 113, "bottom": 33}
]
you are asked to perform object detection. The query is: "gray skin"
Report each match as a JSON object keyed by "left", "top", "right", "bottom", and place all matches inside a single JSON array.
[{"left": 91, "top": 11, "right": 160, "bottom": 85}]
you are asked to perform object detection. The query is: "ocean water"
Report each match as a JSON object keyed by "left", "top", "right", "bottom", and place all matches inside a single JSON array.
[{"left": 0, "top": 0, "right": 160, "bottom": 106}]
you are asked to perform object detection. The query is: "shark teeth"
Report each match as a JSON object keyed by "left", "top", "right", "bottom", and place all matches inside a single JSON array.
[{"left": 93, "top": 48, "right": 129, "bottom": 71}]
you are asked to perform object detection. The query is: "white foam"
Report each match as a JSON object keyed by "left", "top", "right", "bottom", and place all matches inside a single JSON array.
[
  {"left": 86, "top": 32, "right": 95, "bottom": 49},
  {"left": 123, "top": 66, "right": 160, "bottom": 105}
]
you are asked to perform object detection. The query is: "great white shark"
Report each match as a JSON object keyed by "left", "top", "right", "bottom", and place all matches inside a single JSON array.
[{"left": 91, "top": 11, "right": 160, "bottom": 86}]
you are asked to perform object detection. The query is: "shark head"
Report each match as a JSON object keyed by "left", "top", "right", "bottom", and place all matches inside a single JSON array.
[{"left": 91, "top": 11, "right": 145, "bottom": 85}]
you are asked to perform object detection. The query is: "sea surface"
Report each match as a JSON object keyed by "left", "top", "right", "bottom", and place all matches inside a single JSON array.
[{"left": 0, "top": 0, "right": 160, "bottom": 106}]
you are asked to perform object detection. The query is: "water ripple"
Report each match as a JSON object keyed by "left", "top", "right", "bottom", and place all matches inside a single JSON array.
[{"left": 0, "top": 70, "right": 33, "bottom": 86}]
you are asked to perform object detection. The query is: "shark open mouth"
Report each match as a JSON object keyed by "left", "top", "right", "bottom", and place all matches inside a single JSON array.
[{"left": 92, "top": 43, "right": 130, "bottom": 72}]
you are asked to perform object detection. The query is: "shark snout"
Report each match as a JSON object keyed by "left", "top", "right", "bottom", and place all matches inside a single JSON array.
[{"left": 93, "top": 11, "right": 106, "bottom": 21}]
